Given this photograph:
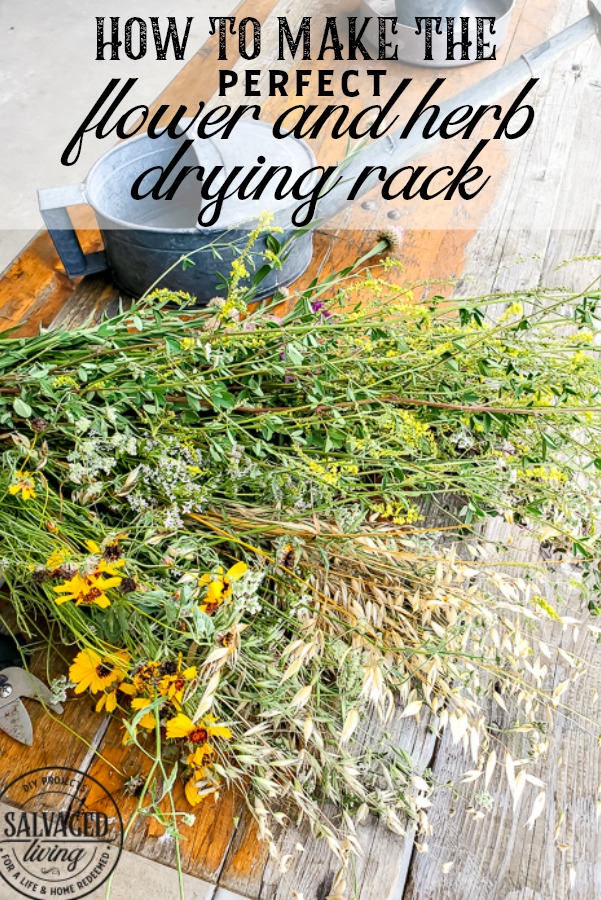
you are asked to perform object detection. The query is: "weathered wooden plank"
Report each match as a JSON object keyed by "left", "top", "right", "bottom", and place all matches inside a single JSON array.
[
  {"left": 403, "top": 518, "right": 601, "bottom": 900},
  {"left": 454, "top": 0, "right": 596, "bottom": 299},
  {"left": 403, "top": 5, "right": 601, "bottom": 887}
]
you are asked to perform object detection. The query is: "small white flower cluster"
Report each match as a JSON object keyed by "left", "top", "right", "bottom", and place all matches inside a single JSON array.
[
  {"left": 136, "top": 456, "right": 205, "bottom": 508},
  {"left": 68, "top": 439, "right": 116, "bottom": 484},
  {"left": 67, "top": 428, "right": 138, "bottom": 485},
  {"left": 233, "top": 569, "right": 265, "bottom": 616},
  {"left": 110, "top": 432, "right": 138, "bottom": 456},
  {"left": 125, "top": 436, "right": 208, "bottom": 525},
  {"left": 449, "top": 428, "right": 475, "bottom": 451},
  {"left": 49, "top": 675, "right": 74, "bottom": 704},
  {"left": 287, "top": 590, "right": 312, "bottom": 618},
  {"left": 334, "top": 504, "right": 365, "bottom": 533},
  {"left": 163, "top": 506, "right": 184, "bottom": 531}
]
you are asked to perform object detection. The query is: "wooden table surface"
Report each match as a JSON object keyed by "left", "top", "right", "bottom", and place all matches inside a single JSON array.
[{"left": 0, "top": 0, "right": 600, "bottom": 897}]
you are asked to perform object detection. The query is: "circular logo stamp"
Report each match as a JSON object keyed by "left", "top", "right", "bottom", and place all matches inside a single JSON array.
[{"left": 0, "top": 767, "right": 123, "bottom": 900}]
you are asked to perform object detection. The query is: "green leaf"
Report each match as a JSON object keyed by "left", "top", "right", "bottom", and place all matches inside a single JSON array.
[
  {"left": 265, "top": 234, "right": 281, "bottom": 254},
  {"left": 13, "top": 398, "right": 32, "bottom": 418},
  {"left": 287, "top": 344, "right": 304, "bottom": 366},
  {"left": 186, "top": 393, "right": 201, "bottom": 412}
]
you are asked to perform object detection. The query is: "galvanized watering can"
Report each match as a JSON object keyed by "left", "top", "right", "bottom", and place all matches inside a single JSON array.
[
  {"left": 39, "top": 4, "right": 600, "bottom": 305},
  {"left": 39, "top": 121, "right": 316, "bottom": 303}
]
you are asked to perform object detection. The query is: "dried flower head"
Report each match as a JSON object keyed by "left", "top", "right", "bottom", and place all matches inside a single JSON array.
[{"left": 376, "top": 226, "right": 403, "bottom": 256}]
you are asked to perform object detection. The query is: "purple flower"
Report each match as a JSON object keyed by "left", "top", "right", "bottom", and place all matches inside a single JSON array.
[{"left": 312, "top": 300, "right": 331, "bottom": 319}]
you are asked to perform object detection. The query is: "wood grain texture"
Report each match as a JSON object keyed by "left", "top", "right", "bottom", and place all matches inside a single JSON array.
[
  {"left": 402, "top": 4, "right": 601, "bottom": 889},
  {"left": 404, "top": 522, "right": 601, "bottom": 900}
]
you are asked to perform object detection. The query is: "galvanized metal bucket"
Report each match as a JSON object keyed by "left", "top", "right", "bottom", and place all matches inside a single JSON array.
[{"left": 39, "top": 121, "right": 316, "bottom": 304}]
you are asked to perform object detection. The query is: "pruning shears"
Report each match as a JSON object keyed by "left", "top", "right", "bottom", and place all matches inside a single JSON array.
[{"left": 0, "top": 633, "right": 63, "bottom": 745}]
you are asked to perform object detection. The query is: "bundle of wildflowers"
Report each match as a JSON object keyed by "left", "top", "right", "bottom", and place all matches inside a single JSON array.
[{"left": 0, "top": 248, "right": 600, "bottom": 867}]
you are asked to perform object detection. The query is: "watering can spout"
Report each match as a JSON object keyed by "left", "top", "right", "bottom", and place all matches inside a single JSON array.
[
  {"left": 588, "top": 1, "right": 601, "bottom": 44},
  {"left": 521, "top": 2, "right": 601, "bottom": 77}
]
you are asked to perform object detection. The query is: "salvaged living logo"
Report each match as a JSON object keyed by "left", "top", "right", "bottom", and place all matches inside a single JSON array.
[{"left": 0, "top": 768, "right": 123, "bottom": 899}]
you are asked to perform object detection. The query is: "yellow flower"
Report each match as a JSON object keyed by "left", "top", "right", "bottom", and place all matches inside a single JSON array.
[
  {"left": 122, "top": 658, "right": 196, "bottom": 703},
  {"left": 157, "top": 656, "right": 197, "bottom": 705},
  {"left": 230, "top": 259, "right": 249, "bottom": 281},
  {"left": 96, "top": 688, "right": 119, "bottom": 713},
  {"left": 131, "top": 697, "right": 157, "bottom": 730},
  {"left": 84, "top": 540, "right": 102, "bottom": 555},
  {"left": 187, "top": 745, "right": 214, "bottom": 767},
  {"left": 184, "top": 746, "right": 218, "bottom": 806},
  {"left": 85, "top": 537, "right": 125, "bottom": 565},
  {"left": 126, "top": 661, "right": 161, "bottom": 696},
  {"left": 97, "top": 557, "right": 125, "bottom": 574},
  {"left": 184, "top": 766, "right": 212, "bottom": 807},
  {"left": 46, "top": 547, "right": 70, "bottom": 569},
  {"left": 198, "top": 561, "right": 248, "bottom": 614},
  {"left": 69, "top": 649, "right": 129, "bottom": 695},
  {"left": 54, "top": 569, "right": 122, "bottom": 608},
  {"left": 165, "top": 712, "right": 232, "bottom": 749},
  {"left": 9, "top": 471, "right": 36, "bottom": 501}
]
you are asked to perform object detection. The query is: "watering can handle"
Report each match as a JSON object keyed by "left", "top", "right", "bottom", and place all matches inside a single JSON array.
[{"left": 38, "top": 184, "right": 108, "bottom": 279}]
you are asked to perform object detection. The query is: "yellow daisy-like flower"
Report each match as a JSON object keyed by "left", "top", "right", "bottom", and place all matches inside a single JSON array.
[
  {"left": 166, "top": 712, "right": 232, "bottom": 748},
  {"left": 187, "top": 745, "right": 214, "bottom": 767},
  {"left": 130, "top": 697, "right": 157, "bottom": 730},
  {"left": 157, "top": 656, "right": 197, "bottom": 705},
  {"left": 184, "top": 747, "right": 217, "bottom": 806},
  {"left": 69, "top": 648, "right": 129, "bottom": 695},
  {"left": 46, "top": 546, "right": 70, "bottom": 570},
  {"left": 95, "top": 688, "right": 120, "bottom": 713},
  {"left": 184, "top": 767, "right": 212, "bottom": 807},
  {"left": 97, "top": 557, "right": 125, "bottom": 574},
  {"left": 198, "top": 561, "right": 248, "bottom": 614},
  {"left": 85, "top": 537, "right": 126, "bottom": 565},
  {"left": 84, "top": 540, "right": 102, "bottom": 555},
  {"left": 54, "top": 569, "right": 122, "bottom": 608},
  {"left": 8, "top": 471, "right": 36, "bottom": 501},
  {"left": 127, "top": 661, "right": 161, "bottom": 696}
]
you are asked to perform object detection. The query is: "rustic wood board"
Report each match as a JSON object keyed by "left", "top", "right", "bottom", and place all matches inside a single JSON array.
[
  {"left": 403, "top": 3, "right": 601, "bottom": 891},
  {"left": 0, "top": 0, "right": 599, "bottom": 896}
]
